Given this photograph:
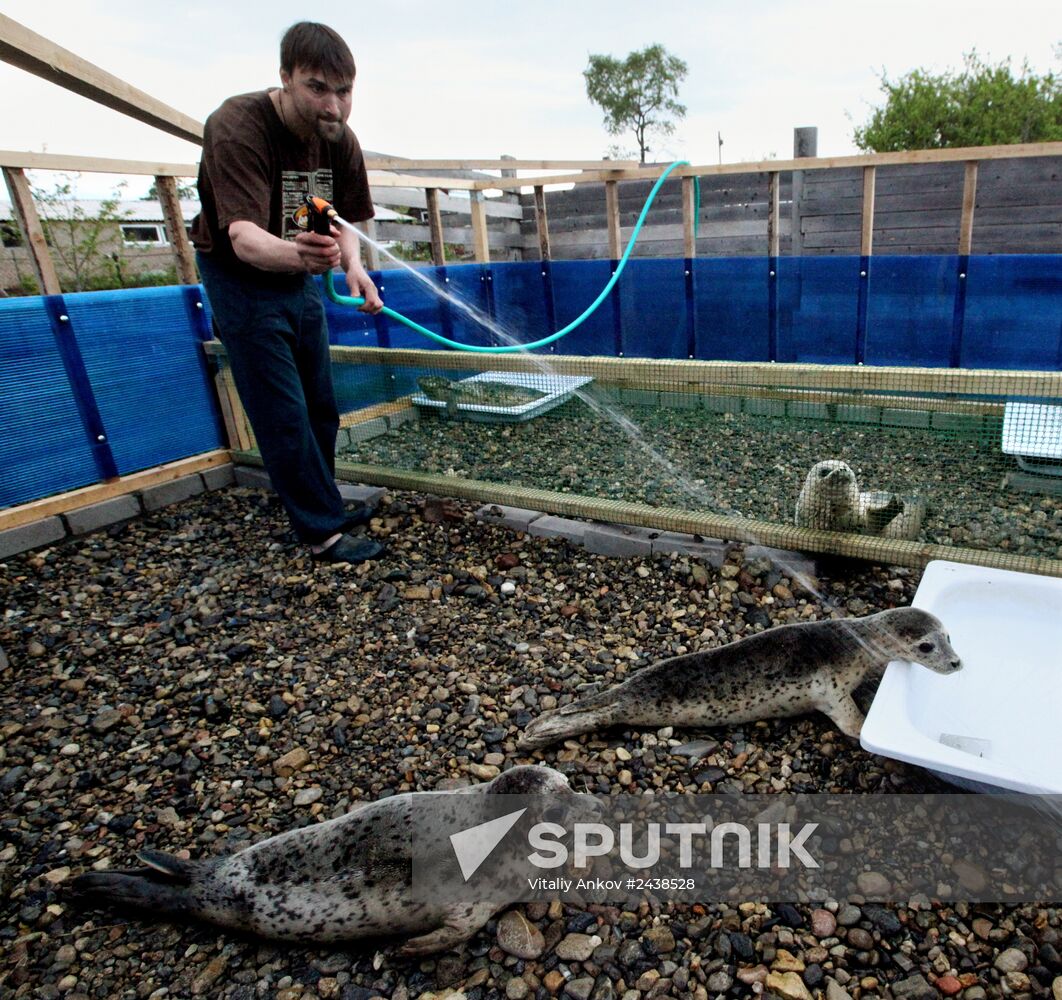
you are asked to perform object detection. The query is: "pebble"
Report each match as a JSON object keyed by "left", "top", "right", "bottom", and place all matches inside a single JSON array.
[
  {"left": 556, "top": 934, "right": 598, "bottom": 962},
  {"left": 994, "top": 948, "right": 1028, "bottom": 973},
  {"left": 856, "top": 871, "right": 891, "bottom": 895},
  {"left": 766, "top": 970, "right": 813, "bottom": 1000},
  {"left": 811, "top": 908, "right": 837, "bottom": 938},
  {"left": 846, "top": 928, "right": 874, "bottom": 951},
  {"left": 497, "top": 911, "right": 545, "bottom": 960}
]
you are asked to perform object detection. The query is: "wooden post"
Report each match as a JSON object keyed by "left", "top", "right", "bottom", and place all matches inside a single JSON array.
[
  {"left": 791, "top": 127, "right": 817, "bottom": 256},
  {"left": 860, "top": 165, "right": 876, "bottom": 257},
  {"left": 3, "top": 166, "right": 61, "bottom": 294},
  {"left": 469, "top": 190, "right": 489, "bottom": 263},
  {"left": 356, "top": 219, "right": 380, "bottom": 271},
  {"left": 959, "top": 161, "right": 978, "bottom": 255},
  {"left": 154, "top": 175, "right": 197, "bottom": 284},
  {"left": 767, "top": 171, "right": 780, "bottom": 257},
  {"left": 425, "top": 187, "right": 446, "bottom": 266},
  {"left": 605, "top": 180, "right": 622, "bottom": 259},
  {"left": 681, "top": 175, "right": 698, "bottom": 258},
  {"left": 533, "top": 185, "right": 552, "bottom": 261}
]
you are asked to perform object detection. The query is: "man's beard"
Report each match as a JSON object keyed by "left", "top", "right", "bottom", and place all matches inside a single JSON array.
[{"left": 316, "top": 118, "right": 344, "bottom": 141}]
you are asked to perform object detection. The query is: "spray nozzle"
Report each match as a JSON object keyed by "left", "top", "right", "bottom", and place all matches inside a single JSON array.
[{"left": 304, "top": 195, "right": 338, "bottom": 235}]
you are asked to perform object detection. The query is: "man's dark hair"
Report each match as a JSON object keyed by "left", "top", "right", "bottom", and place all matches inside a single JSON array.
[{"left": 280, "top": 22, "right": 356, "bottom": 80}]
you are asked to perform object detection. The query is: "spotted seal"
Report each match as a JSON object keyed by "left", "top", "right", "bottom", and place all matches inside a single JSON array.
[
  {"left": 795, "top": 460, "right": 925, "bottom": 539},
  {"left": 519, "top": 608, "right": 961, "bottom": 749},
  {"left": 71, "top": 765, "right": 577, "bottom": 955}
]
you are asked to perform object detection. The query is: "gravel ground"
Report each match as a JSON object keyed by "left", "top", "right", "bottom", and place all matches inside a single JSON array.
[
  {"left": 341, "top": 400, "right": 1062, "bottom": 563},
  {"left": 2, "top": 484, "right": 1060, "bottom": 1000}
]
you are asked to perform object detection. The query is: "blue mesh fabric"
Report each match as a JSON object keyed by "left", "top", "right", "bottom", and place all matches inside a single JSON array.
[
  {"left": 61, "top": 287, "right": 224, "bottom": 476},
  {"left": 0, "top": 298, "right": 101, "bottom": 508}
]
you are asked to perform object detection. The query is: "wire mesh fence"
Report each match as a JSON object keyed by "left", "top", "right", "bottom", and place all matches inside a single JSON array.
[{"left": 217, "top": 345, "right": 1062, "bottom": 577}]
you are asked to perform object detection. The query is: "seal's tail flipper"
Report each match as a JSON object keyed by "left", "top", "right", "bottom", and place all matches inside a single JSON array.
[
  {"left": 518, "top": 700, "right": 616, "bottom": 750},
  {"left": 71, "top": 852, "right": 199, "bottom": 915}
]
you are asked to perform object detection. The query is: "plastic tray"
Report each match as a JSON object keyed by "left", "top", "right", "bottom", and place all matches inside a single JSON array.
[
  {"left": 860, "top": 560, "right": 1062, "bottom": 794},
  {"left": 1002, "top": 401, "right": 1062, "bottom": 475},
  {"left": 411, "top": 371, "right": 594, "bottom": 423}
]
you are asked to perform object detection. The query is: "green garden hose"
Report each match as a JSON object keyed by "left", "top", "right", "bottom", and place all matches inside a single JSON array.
[{"left": 323, "top": 160, "right": 697, "bottom": 353}]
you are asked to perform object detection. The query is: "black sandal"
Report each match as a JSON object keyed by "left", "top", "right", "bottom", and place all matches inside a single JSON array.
[{"left": 312, "top": 534, "right": 385, "bottom": 564}]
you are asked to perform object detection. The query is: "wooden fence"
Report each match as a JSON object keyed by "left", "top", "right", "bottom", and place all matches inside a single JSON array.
[{"left": 4, "top": 11, "right": 1061, "bottom": 295}]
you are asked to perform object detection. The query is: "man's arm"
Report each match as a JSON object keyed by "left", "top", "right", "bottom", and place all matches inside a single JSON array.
[
  {"left": 336, "top": 224, "right": 383, "bottom": 313},
  {"left": 228, "top": 220, "right": 340, "bottom": 274}
]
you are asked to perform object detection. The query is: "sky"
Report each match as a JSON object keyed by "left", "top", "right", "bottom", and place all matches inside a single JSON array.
[{"left": 1, "top": 0, "right": 1059, "bottom": 197}]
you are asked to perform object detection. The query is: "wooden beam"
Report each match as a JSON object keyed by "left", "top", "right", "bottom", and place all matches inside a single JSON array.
[
  {"left": 681, "top": 176, "right": 698, "bottom": 258},
  {"left": 2, "top": 166, "right": 61, "bottom": 294},
  {"left": 959, "top": 160, "right": 978, "bottom": 255},
  {"left": 767, "top": 172, "right": 780, "bottom": 257},
  {"left": 861, "top": 165, "right": 876, "bottom": 256},
  {"left": 0, "top": 14, "right": 203, "bottom": 145},
  {"left": 605, "top": 181, "right": 622, "bottom": 259},
  {"left": 468, "top": 191, "right": 490, "bottom": 263},
  {"left": 364, "top": 158, "right": 642, "bottom": 171},
  {"left": 367, "top": 171, "right": 477, "bottom": 190},
  {"left": 533, "top": 185, "right": 552, "bottom": 261},
  {"left": 155, "top": 175, "right": 197, "bottom": 285},
  {"left": 0, "top": 451, "right": 231, "bottom": 532},
  {"left": 425, "top": 188, "right": 446, "bottom": 266},
  {"left": 471, "top": 141, "right": 1062, "bottom": 190},
  {"left": 0, "top": 150, "right": 197, "bottom": 177}
]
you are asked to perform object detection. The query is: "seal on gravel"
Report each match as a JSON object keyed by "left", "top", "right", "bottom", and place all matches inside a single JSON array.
[
  {"left": 71, "top": 765, "right": 578, "bottom": 955},
  {"left": 518, "top": 607, "right": 961, "bottom": 749},
  {"left": 795, "top": 460, "right": 925, "bottom": 539}
]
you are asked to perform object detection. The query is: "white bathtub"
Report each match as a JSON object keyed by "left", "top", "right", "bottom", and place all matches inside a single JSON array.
[{"left": 860, "top": 560, "right": 1062, "bottom": 794}]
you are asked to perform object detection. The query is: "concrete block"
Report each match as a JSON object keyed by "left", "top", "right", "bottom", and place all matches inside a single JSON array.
[
  {"left": 837, "top": 404, "right": 882, "bottom": 425},
  {"left": 620, "top": 389, "right": 660, "bottom": 408},
  {"left": 584, "top": 523, "right": 655, "bottom": 558},
  {"left": 140, "top": 473, "right": 204, "bottom": 512},
  {"left": 745, "top": 545, "right": 817, "bottom": 580},
  {"left": 660, "top": 391, "right": 701, "bottom": 410},
  {"left": 702, "top": 394, "right": 742, "bottom": 414},
  {"left": 743, "top": 398, "right": 786, "bottom": 418},
  {"left": 234, "top": 466, "right": 275, "bottom": 491},
  {"left": 475, "top": 504, "right": 544, "bottom": 533},
  {"left": 200, "top": 464, "right": 236, "bottom": 491},
  {"left": 527, "top": 515, "right": 588, "bottom": 545},
  {"left": 336, "top": 483, "right": 388, "bottom": 505},
  {"left": 1004, "top": 471, "right": 1062, "bottom": 496},
  {"left": 348, "top": 418, "right": 388, "bottom": 443},
  {"left": 881, "top": 408, "right": 931, "bottom": 429},
  {"left": 931, "top": 412, "right": 983, "bottom": 433},
  {"left": 64, "top": 495, "right": 141, "bottom": 535},
  {"left": 787, "top": 401, "right": 831, "bottom": 421},
  {"left": 386, "top": 408, "right": 417, "bottom": 430},
  {"left": 0, "top": 517, "right": 67, "bottom": 560},
  {"left": 650, "top": 531, "right": 734, "bottom": 566}
]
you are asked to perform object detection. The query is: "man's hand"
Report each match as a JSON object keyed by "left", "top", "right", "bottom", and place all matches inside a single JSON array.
[
  {"left": 348, "top": 269, "right": 383, "bottom": 314},
  {"left": 294, "top": 231, "right": 342, "bottom": 275}
]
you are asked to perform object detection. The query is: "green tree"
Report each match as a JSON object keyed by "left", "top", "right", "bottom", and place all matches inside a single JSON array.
[
  {"left": 854, "top": 50, "right": 1062, "bottom": 151},
  {"left": 141, "top": 178, "right": 197, "bottom": 200},
  {"left": 584, "top": 44, "right": 688, "bottom": 163},
  {"left": 32, "top": 174, "right": 132, "bottom": 292}
]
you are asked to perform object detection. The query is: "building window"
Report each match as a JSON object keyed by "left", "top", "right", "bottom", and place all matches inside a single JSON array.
[{"left": 121, "top": 224, "right": 167, "bottom": 246}]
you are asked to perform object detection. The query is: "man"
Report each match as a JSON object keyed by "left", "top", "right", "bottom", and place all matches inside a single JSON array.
[{"left": 191, "top": 22, "right": 385, "bottom": 564}]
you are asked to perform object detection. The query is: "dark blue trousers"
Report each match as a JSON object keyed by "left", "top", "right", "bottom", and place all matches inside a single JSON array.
[{"left": 198, "top": 253, "right": 346, "bottom": 545}]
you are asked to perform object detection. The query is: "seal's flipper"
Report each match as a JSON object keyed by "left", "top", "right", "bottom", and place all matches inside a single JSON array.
[
  {"left": 518, "top": 702, "right": 614, "bottom": 749},
  {"left": 863, "top": 494, "right": 905, "bottom": 535},
  {"left": 399, "top": 902, "right": 499, "bottom": 956},
  {"left": 70, "top": 866, "right": 195, "bottom": 915},
  {"left": 136, "top": 850, "right": 196, "bottom": 883},
  {"left": 821, "top": 694, "right": 866, "bottom": 740}
]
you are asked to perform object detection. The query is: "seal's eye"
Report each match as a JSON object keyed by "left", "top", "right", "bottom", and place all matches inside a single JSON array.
[{"left": 918, "top": 642, "right": 935, "bottom": 653}]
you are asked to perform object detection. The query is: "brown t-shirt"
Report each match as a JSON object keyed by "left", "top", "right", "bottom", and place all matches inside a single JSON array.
[{"left": 190, "top": 90, "right": 374, "bottom": 277}]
